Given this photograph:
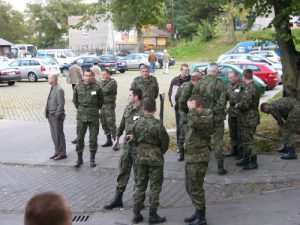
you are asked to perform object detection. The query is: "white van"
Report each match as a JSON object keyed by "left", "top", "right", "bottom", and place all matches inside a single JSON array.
[
  {"left": 36, "top": 49, "right": 78, "bottom": 65},
  {"left": 12, "top": 44, "right": 37, "bottom": 58}
]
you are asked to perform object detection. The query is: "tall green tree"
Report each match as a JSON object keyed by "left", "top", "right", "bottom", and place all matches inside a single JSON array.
[
  {"left": 26, "top": 0, "right": 88, "bottom": 48},
  {"left": 0, "top": 0, "right": 29, "bottom": 43},
  {"left": 110, "top": 0, "right": 165, "bottom": 52},
  {"left": 243, "top": 0, "right": 300, "bottom": 99}
]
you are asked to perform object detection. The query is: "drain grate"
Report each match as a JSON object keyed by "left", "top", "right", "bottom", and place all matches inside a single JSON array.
[{"left": 72, "top": 214, "right": 90, "bottom": 223}]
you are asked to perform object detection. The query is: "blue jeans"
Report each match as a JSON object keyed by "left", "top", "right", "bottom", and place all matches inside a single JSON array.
[{"left": 150, "top": 62, "right": 156, "bottom": 74}]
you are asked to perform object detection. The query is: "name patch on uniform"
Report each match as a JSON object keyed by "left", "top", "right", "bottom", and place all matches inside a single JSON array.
[
  {"left": 91, "top": 91, "right": 96, "bottom": 95},
  {"left": 234, "top": 89, "right": 240, "bottom": 93},
  {"left": 133, "top": 116, "right": 140, "bottom": 121}
]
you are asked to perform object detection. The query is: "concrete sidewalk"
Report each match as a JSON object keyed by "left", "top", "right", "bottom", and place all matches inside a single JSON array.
[{"left": 0, "top": 119, "right": 300, "bottom": 225}]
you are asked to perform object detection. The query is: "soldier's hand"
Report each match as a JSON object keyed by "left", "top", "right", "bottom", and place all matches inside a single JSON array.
[
  {"left": 125, "top": 135, "right": 134, "bottom": 143},
  {"left": 112, "top": 140, "right": 120, "bottom": 151}
]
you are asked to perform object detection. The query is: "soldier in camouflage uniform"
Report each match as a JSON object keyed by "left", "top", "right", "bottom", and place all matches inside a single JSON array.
[
  {"left": 103, "top": 88, "right": 144, "bottom": 210},
  {"left": 177, "top": 71, "right": 203, "bottom": 161},
  {"left": 235, "top": 69, "right": 260, "bottom": 170},
  {"left": 99, "top": 69, "right": 118, "bottom": 147},
  {"left": 130, "top": 98, "right": 169, "bottom": 224},
  {"left": 131, "top": 65, "right": 159, "bottom": 100},
  {"left": 73, "top": 68, "right": 104, "bottom": 168},
  {"left": 192, "top": 63, "right": 228, "bottom": 175},
  {"left": 226, "top": 71, "right": 244, "bottom": 159},
  {"left": 184, "top": 95, "right": 213, "bottom": 225},
  {"left": 261, "top": 97, "right": 300, "bottom": 160}
]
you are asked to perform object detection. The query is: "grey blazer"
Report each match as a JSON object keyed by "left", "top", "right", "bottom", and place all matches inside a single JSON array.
[{"left": 45, "top": 84, "right": 65, "bottom": 118}]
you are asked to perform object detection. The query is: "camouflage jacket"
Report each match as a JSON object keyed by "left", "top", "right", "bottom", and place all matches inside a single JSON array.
[
  {"left": 192, "top": 75, "right": 227, "bottom": 121},
  {"left": 185, "top": 109, "right": 213, "bottom": 163},
  {"left": 226, "top": 80, "right": 244, "bottom": 117},
  {"left": 116, "top": 104, "right": 143, "bottom": 137},
  {"left": 179, "top": 81, "right": 194, "bottom": 114},
  {"left": 131, "top": 76, "right": 159, "bottom": 100},
  {"left": 236, "top": 81, "right": 260, "bottom": 127},
  {"left": 133, "top": 115, "right": 169, "bottom": 166},
  {"left": 100, "top": 78, "right": 117, "bottom": 106},
  {"left": 270, "top": 97, "right": 300, "bottom": 127},
  {"left": 73, "top": 81, "right": 103, "bottom": 122}
]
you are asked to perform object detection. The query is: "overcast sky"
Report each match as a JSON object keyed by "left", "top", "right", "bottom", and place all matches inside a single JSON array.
[{"left": 7, "top": 0, "right": 97, "bottom": 12}]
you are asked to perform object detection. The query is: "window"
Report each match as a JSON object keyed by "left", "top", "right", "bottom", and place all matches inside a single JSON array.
[
  {"left": 30, "top": 60, "right": 40, "bottom": 66},
  {"left": 86, "top": 57, "right": 94, "bottom": 64},
  {"left": 20, "top": 60, "right": 30, "bottom": 66},
  {"left": 219, "top": 66, "right": 233, "bottom": 77},
  {"left": 9, "top": 61, "right": 19, "bottom": 67},
  {"left": 243, "top": 64, "right": 260, "bottom": 71}
]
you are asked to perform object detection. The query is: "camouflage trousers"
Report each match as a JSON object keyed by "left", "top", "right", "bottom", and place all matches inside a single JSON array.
[
  {"left": 76, "top": 120, "right": 99, "bottom": 153},
  {"left": 134, "top": 164, "right": 164, "bottom": 209},
  {"left": 179, "top": 111, "right": 188, "bottom": 147},
  {"left": 210, "top": 118, "right": 224, "bottom": 161},
  {"left": 238, "top": 126, "right": 257, "bottom": 157},
  {"left": 116, "top": 141, "right": 137, "bottom": 193},
  {"left": 100, "top": 105, "right": 117, "bottom": 139},
  {"left": 283, "top": 109, "right": 300, "bottom": 148},
  {"left": 228, "top": 115, "right": 239, "bottom": 148},
  {"left": 185, "top": 162, "right": 208, "bottom": 210}
]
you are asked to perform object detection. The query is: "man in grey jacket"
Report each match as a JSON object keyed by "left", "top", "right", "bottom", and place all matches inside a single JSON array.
[{"left": 45, "top": 74, "right": 67, "bottom": 160}]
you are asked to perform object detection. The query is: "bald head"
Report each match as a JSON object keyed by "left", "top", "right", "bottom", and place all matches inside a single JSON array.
[
  {"left": 207, "top": 62, "right": 219, "bottom": 76},
  {"left": 24, "top": 192, "right": 72, "bottom": 225}
]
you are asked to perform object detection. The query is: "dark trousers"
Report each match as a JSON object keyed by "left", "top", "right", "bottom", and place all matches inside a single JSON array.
[
  {"left": 48, "top": 114, "right": 66, "bottom": 155},
  {"left": 175, "top": 109, "right": 181, "bottom": 145}
]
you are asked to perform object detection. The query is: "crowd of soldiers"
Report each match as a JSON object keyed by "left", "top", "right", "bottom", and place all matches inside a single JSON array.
[{"left": 46, "top": 61, "right": 299, "bottom": 225}]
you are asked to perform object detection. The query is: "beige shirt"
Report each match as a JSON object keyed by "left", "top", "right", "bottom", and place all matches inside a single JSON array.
[{"left": 67, "top": 64, "right": 82, "bottom": 84}]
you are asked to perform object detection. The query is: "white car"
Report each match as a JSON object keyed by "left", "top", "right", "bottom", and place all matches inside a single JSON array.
[
  {"left": 250, "top": 50, "right": 281, "bottom": 62},
  {"left": 124, "top": 53, "right": 160, "bottom": 69},
  {"left": 8, "top": 57, "right": 60, "bottom": 82}
]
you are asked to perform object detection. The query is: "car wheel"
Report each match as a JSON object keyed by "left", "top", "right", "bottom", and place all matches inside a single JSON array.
[
  {"left": 8, "top": 81, "right": 15, "bottom": 86},
  {"left": 28, "top": 72, "right": 38, "bottom": 82},
  {"left": 62, "top": 68, "right": 68, "bottom": 77},
  {"left": 119, "top": 69, "right": 125, "bottom": 73}
]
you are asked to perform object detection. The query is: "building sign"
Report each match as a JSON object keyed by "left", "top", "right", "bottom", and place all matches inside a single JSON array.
[{"left": 166, "top": 22, "right": 173, "bottom": 31}]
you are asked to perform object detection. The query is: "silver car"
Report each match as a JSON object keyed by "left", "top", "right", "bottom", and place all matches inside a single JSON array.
[
  {"left": 8, "top": 58, "right": 60, "bottom": 82},
  {"left": 124, "top": 53, "right": 160, "bottom": 69}
]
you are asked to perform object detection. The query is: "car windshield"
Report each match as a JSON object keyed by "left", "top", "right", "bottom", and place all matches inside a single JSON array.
[{"left": 63, "top": 50, "right": 77, "bottom": 57}]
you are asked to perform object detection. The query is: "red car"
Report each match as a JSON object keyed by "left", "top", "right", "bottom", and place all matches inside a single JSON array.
[{"left": 231, "top": 61, "right": 279, "bottom": 90}]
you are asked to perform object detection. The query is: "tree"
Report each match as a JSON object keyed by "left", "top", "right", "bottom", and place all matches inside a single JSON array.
[
  {"left": 25, "top": 0, "right": 88, "bottom": 48},
  {"left": 243, "top": 0, "right": 300, "bottom": 99},
  {"left": 0, "top": 0, "right": 29, "bottom": 43},
  {"left": 110, "top": 0, "right": 165, "bottom": 52}
]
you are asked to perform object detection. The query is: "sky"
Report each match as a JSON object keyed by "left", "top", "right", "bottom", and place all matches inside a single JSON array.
[{"left": 6, "top": 0, "right": 97, "bottom": 12}]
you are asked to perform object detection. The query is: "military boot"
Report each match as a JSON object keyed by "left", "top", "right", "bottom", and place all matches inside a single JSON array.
[
  {"left": 90, "top": 151, "right": 97, "bottom": 167},
  {"left": 148, "top": 208, "right": 166, "bottom": 224},
  {"left": 243, "top": 155, "right": 258, "bottom": 170},
  {"left": 281, "top": 147, "right": 297, "bottom": 160},
  {"left": 178, "top": 146, "right": 185, "bottom": 161},
  {"left": 236, "top": 153, "right": 249, "bottom": 166},
  {"left": 235, "top": 146, "right": 243, "bottom": 160},
  {"left": 103, "top": 192, "right": 123, "bottom": 209},
  {"left": 217, "top": 160, "right": 227, "bottom": 175},
  {"left": 277, "top": 144, "right": 288, "bottom": 154},
  {"left": 189, "top": 209, "right": 207, "bottom": 225},
  {"left": 184, "top": 209, "right": 197, "bottom": 223},
  {"left": 132, "top": 206, "right": 143, "bottom": 224},
  {"left": 102, "top": 135, "right": 113, "bottom": 147},
  {"left": 71, "top": 138, "right": 78, "bottom": 144},
  {"left": 74, "top": 153, "right": 83, "bottom": 168},
  {"left": 226, "top": 146, "right": 238, "bottom": 157}
]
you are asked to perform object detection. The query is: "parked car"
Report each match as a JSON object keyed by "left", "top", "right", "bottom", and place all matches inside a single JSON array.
[
  {"left": 8, "top": 58, "right": 60, "bottom": 82},
  {"left": 124, "top": 53, "right": 160, "bottom": 69},
  {"left": 190, "top": 63, "right": 267, "bottom": 96},
  {"left": 0, "top": 56, "right": 13, "bottom": 67},
  {"left": 217, "top": 53, "right": 283, "bottom": 82},
  {"left": 98, "top": 54, "right": 128, "bottom": 73},
  {"left": 36, "top": 49, "right": 79, "bottom": 66},
  {"left": 156, "top": 52, "right": 176, "bottom": 68},
  {"left": 230, "top": 61, "right": 279, "bottom": 90},
  {"left": 249, "top": 50, "right": 281, "bottom": 62},
  {"left": 60, "top": 56, "right": 117, "bottom": 76},
  {"left": 0, "top": 66, "right": 21, "bottom": 86}
]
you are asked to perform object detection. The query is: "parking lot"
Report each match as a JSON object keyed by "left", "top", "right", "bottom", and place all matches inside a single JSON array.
[{"left": 0, "top": 67, "right": 180, "bottom": 128}]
